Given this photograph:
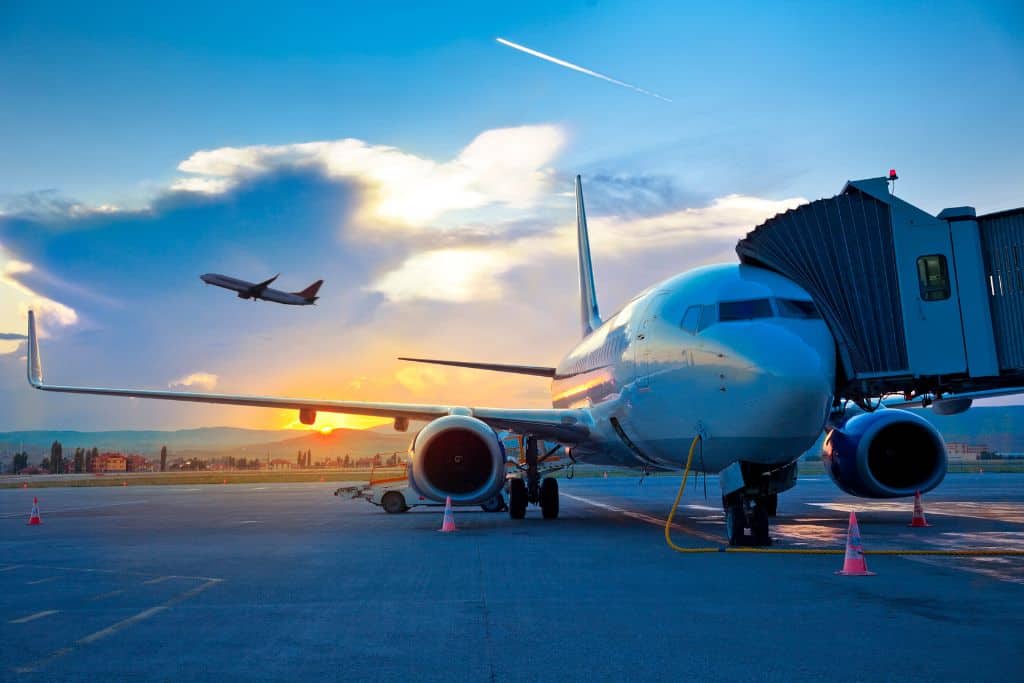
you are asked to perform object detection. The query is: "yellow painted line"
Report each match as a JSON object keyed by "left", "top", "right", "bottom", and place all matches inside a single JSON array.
[
  {"left": 9, "top": 610, "right": 59, "bottom": 624},
  {"left": 13, "top": 578, "right": 222, "bottom": 674},
  {"left": 26, "top": 577, "right": 58, "bottom": 585},
  {"left": 562, "top": 492, "right": 723, "bottom": 544}
]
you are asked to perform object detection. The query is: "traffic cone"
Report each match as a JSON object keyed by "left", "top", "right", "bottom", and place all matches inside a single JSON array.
[
  {"left": 439, "top": 496, "right": 457, "bottom": 532},
  {"left": 908, "top": 491, "right": 930, "bottom": 527},
  {"left": 836, "top": 511, "right": 875, "bottom": 576},
  {"left": 122, "top": 481, "right": 127, "bottom": 487},
  {"left": 22, "top": 482, "right": 27, "bottom": 489},
  {"left": 603, "top": 471, "right": 608, "bottom": 479},
  {"left": 27, "top": 497, "right": 41, "bottom": 525}
]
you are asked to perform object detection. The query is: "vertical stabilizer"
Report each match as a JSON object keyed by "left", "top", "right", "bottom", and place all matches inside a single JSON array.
[{"left": 576, "top": 176, "right": 602, "bottom": 337}]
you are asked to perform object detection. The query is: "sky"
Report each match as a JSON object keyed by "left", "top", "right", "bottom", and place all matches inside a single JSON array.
[{"left": 1, "top": 1, "right": 1022, "bottom": 431}]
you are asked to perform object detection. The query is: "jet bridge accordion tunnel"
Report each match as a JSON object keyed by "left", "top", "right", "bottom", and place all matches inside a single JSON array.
[{"left": 735, "top": 177, "right": 1024, "bottom": 409}]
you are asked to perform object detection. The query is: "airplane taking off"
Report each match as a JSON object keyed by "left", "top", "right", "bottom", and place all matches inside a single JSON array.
[
  {"left": 200, "top": 272, "right": 323, "bottom": 305},
  {"left": 25, "top": 176, "right": 1024, "bottom": 546}
]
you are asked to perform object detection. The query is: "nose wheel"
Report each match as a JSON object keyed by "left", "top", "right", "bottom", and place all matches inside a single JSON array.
[{"left": 722, "top": 493, "right": 772, "bottom": 546}]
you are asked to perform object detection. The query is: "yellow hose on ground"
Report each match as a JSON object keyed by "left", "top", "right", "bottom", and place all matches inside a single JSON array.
[{"left": 664, "top": 435, "right": 1024, "bottom": 556}]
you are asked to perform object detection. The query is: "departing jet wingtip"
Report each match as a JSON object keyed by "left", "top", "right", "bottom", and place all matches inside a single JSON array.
[{"left": 27, "top": 310, "right": 43, "bottom": 387}]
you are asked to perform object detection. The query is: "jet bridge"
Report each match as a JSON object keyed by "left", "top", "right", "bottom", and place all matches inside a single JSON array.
[{"left": 736, "top": 177, "right": 1024, "bottom": 407}]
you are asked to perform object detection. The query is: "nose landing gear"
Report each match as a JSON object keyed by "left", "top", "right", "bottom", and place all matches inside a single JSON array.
[
  {"left": 723, "top": 493, "right": 772, "bottom": 546},
  {"left": 719, "top": 461, "right": 796, "bottom": 546}
]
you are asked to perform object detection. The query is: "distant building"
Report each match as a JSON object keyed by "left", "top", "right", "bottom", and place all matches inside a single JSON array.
[
  {"left": 269, "top": 458, "right": 293, "bottom": 471},
  {"left": 125, "top": 454, "right": 151, "bottom": 472},
  {"left": 92, "top": 453, "right": 127, "bottom": 472},
  {"left": 946, "top": 442, "right": 989, "bottom": 461}
]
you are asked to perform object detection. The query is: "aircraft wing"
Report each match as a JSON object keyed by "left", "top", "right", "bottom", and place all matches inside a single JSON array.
[
  {"left": 882, "top": 386, "right": 1024, "bottom": 410},
  {"left": 25, "top": 312, "right": 590, "bottom": 442},
  {"left": 249, "top": 274, "right": 279, "bottom": 296}
]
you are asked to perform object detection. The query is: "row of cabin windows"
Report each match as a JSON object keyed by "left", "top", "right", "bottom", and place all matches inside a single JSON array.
[
  {"left": 680, "top": 297, "right": 821, "bottom": 335},
  {"left": 565, "top": 331, "right": 628, "bottom": 376}
]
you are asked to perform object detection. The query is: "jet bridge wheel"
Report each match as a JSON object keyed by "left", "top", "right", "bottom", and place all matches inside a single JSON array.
[
  {"left": 509, "top": 479, "right": 528, "bottom": 519},
  {"left": 540, "top": 478, "right": 559, "bottom": 519}
]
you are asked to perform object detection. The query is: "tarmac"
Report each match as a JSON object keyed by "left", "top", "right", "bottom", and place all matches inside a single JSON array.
[{"left": 2, "top": 473, "right": 1023, "bottom": 682}]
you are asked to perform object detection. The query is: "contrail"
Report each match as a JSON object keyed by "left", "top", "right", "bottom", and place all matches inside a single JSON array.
[{"left": 496, "top": 37, "right": 671, "bottom": 103}]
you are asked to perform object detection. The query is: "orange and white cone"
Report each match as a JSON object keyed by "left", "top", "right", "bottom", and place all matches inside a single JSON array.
[
  {"left": 908, "top": 490, "right": 930, "bottom": 528},
  {"left": 836, "top": 511, "right": 875, "bottom": 576},
  {"left": 27, "top": 497, "right": 42, "bottom": 525},
  {"left": 439, "top": 496, "right": 457, "bottom": 532}
]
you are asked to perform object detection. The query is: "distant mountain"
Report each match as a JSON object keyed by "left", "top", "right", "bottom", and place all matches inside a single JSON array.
[
  {"left": 0, "top": 427, "right": 337, "bottom": 462},
  {"left": 174, "top": 428, "right": 410, "bottom": 462},
  {"left": 919, "top": 405, "right": 1024, "bottom": 453}
]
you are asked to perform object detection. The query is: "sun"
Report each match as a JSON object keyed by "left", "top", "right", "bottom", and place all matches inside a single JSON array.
[{"left": 319, "top": 425, "right": 334, "bottom": 435}]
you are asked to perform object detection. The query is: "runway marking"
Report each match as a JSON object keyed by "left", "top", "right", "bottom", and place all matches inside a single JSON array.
[
  {"left": 9, "top": 610, "right": 59, "bottom": 624},
  {"left": 26, "top": 576, "right": 58, "bottom": 585},
  {"left": 250, "top": 487, "right": 268, "bottom": 491},
  {"left": 234, "top": 520, "right": 264, "bottom": 525},
  {"left": 12, "top": 578, "right": 223, "bottom": 674},
  {"left": 86, "top": 589, "right": 124, "bottom": 602},
  {"left": 181, "top": 488, "right": 202, "bottom": 492},
  {"left": 0, "top": 500, "right": 149, "bottom": 518},
  {"left": 563, "top": 493, "right": 723, "bottom": 543},
  {"left": 0, "top": 565, "right": 21, "bottom": 572},
  {"left": 142, "top": 576, "right": 172, "bottom": 585}
]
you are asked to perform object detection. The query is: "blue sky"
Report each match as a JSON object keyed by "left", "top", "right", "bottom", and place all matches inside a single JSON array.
[{"left": 1, "top": 1, "right": 1022, "bottom": 430}]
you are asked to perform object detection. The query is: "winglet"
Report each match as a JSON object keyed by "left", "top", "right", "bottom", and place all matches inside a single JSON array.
[
  {"left": 576, "top": 175, "right": 602, "bottom": 337},
  {"left": 27, "top": 310, "right": 43, "bottom": 388}
]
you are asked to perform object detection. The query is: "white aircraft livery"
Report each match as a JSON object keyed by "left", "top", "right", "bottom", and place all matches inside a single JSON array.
[
  {"left": 25, "top": 176, "right": 1024, "bottom": 545},
  {"left": 200, "top": 272, "right": 323, "bottom": 305}
]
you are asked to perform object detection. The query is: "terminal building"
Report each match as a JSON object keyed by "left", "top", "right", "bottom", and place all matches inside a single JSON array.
[{"left": 737, "top": 175, "right": 1024, "bottom": 411}]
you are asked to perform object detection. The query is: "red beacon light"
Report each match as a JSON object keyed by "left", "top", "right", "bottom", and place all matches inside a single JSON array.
[{"left": 888, "top": 168, "right": 898, "bottom": 180}]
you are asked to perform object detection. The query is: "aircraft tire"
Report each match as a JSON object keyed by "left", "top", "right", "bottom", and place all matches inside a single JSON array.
[
  {"left": 480, "top": 494, "right": 507, "bottom": 513},
  {"left": 381, "top": 491, "right": 408, "bottom": 514},
  {"left": 509, "top": 479, "right": 528, "bottom": 519},
  {"left": 764, "top": 493, "right": 778, "bottom": 517},
  {"left": 540, "top": 478, "right": 559, "bottom": 519},
  {"left": 724, "top": 503, "right": 746, "bottom": 546},
  {"left": 750, "top": 504, "right": 772, "bottom": 546}
]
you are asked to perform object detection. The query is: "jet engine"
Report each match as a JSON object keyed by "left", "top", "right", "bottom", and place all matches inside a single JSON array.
[
  {"left": 408, "top": 415, "right": 507, "bottom": 505},
  {"left": 822, "top": 409, "right": 946, "bottom": 498}
]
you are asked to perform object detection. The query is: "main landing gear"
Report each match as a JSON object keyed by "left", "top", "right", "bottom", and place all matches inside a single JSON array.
[{"left": 508, "top": 436, "right": 560, "bottom": 520}]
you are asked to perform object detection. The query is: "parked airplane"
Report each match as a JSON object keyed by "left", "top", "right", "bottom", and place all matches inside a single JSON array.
[
  {"left": 200, "top": 272, "right": 323, "bottom": 305},
  {"left": 25, "top": 176, "right": 1023, "bottom": 545}
]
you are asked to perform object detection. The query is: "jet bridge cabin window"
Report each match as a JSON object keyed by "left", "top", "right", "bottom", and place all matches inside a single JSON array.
[{"left": 916, "top": 255, "right": 951, "bottom": 301}]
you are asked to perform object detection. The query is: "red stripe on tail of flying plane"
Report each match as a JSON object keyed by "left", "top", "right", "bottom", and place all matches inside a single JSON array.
[{"left": 295, "top": 280, "right": 323, "bottom": 299}]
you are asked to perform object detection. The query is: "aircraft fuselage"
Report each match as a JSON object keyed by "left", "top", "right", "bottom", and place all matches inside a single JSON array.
[{"left": 551, "top": 263, "right": 836, "bottom": 473}]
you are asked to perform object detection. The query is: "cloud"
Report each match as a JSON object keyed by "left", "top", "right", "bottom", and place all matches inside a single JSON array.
[
  {"left": 394, "top": 365, "right": 447, "bottom": 394},
  {"left": 173, "top": 125, "right": 566, "bottom": 228},
  {"left": 0, "top": 245, "right": 78, "bottom": 352},
  {"left": 368, "top": 247, "right": 514, "bottom": 302},
  {"left": 169, "top": 372, "right": 219, "bottom": 391}
]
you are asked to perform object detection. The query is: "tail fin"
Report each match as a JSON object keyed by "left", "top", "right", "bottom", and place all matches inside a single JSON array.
[
  {"left": 576, "top": 176, "right": 602, "bottom": 337},
  {"left": 295, "top": 279, "right": 324, "bottom": 300}
]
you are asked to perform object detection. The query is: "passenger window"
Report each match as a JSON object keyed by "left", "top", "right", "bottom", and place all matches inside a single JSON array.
[
  {"left": 719, "top": 298, "right": 774, "bottom": 321},
  {"left": 916, "top": 255, "right": 951, "bottom": 301},
  {"left": 681, "top": 306, "right": 702, "bottom": 334},
  {"left": 776, "top": 298, "right": 821, "bottom": 319}
]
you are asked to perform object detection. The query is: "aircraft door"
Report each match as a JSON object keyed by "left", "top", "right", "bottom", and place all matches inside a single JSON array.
[{"left": 635, "top": 293, "right": 667, "bottom": 388}]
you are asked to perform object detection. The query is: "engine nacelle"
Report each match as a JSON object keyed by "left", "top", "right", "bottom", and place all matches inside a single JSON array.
[
  {"left": 408, "top": 415, "right": 506, "bottom": 505},
  {"left": 823, "top": 409, "right": 946, "bottom": 498}
]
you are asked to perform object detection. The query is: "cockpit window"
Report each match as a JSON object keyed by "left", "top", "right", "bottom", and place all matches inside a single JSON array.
[
  {"left": 776, "top": 298, "right": 821, "bottom": 319},
  {"left": 718, "top": 298, "right": 773, "bottom": 321},
  {"left": 680, "top": 305, "right": 702, "bottom": 334}
]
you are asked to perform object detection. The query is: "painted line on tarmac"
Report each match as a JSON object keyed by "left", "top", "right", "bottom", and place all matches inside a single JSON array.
[
  {"left": 26, "top": 576, "right": 59, "bottom": 585},
  {"left": 86, "top": 589, "right": 124, "bottom": 602},
  {"left": 233, "top": 520, "right": 264, "bottom": 525},
  {"left": 0, "top": 500, "right": 150, "bottom": 518},
  {"left": 0, "top": 565, "right": 20, "bottom": 572},
  {"left": 142, "top": 576, "right": 172, "bottom": 585},
  {"left": 12, "top": 578, "right": 223, "bottom": 674},
  {"left": 9, "top": 610, "right": 59, "bottom": 624},
  {"left": 250, "top": 487, "right": 268, "bottom": 491},
  {"left": 562, "top": 493, "right": 723, "bottom": 543}
]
